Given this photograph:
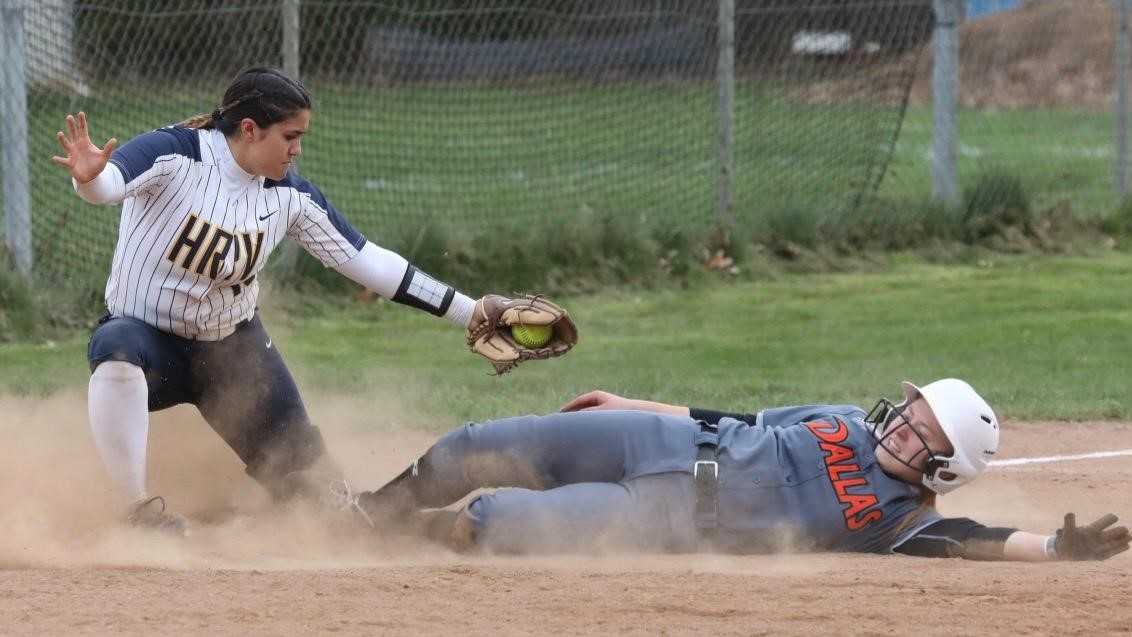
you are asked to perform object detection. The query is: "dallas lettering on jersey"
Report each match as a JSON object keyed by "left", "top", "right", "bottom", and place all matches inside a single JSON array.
[
  {"left": 804, "top": 418, "right": 883, "bottom": 531},
  {"left": 167, "top": 212, "right": 264, "bottom": 283}
]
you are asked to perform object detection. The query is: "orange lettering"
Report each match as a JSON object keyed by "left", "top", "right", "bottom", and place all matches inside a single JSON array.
[
  {"left": 847, "top": 509, "right": 883, "bottom": 530},
  {"left": 808, "top": 417, "right": 884, "bottom": 532},
  {"left": 842, "top": 493, "right": 879, "bottom": 519},
  {"left": 832, "top": 476, "right": 867, "bottom": 497},
  {"left": 820, "top": 441, "right": 854, "bottom": 466},
  {"left": 827, "top": 462, "right": 861, "bottom": 481},
  {"left": 805, "top": 419, "right": 849, "bottom": 444}
]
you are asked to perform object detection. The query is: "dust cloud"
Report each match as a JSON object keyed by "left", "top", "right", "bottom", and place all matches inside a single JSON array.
[
  {"left": 2, "top": 391, "right": 1128, "bottom": 573},
  {"left": 0, "top": 389, "right": 444, "bottom": 570}
]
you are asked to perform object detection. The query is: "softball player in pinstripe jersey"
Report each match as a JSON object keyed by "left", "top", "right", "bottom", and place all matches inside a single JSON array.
[{"left": 52, "top": 67, "right": 515, "bottom": 534}]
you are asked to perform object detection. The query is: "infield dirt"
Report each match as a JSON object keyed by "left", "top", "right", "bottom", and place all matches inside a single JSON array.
[{"left": 1, "top": 392, "right": 1129, "bottom": 636}]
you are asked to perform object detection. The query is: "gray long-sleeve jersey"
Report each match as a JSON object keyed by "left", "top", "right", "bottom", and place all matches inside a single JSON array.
[{"left": 707, "top": 404, "right": 941, "bottom": 553}]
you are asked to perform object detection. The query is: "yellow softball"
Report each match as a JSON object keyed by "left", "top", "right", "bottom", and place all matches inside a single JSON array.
[{"left": 511, "top": 323, "right": 553, "bottom": 348}]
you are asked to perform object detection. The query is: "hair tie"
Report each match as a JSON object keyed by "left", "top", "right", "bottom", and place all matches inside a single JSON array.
[{"left": 211, "top": 108, "right": 224, "bottom": 121}]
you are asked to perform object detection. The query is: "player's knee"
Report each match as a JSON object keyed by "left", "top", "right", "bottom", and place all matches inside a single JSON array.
[
  {"left": 245, "top": 424, "right": 333, "bottom": 500},
  {"left": 88, "top": 318, "right": 151, "bottom": 371},
  {"left": 90, "top": 359, "right": 145, "bottom": 382}
]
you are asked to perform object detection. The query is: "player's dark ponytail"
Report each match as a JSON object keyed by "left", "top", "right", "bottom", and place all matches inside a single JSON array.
[
  {"left": 180, "top": 112, "right": 214, "bottom": 129},
  {"left": 180, "top": 67, "right": 312, "bottom": 134}
]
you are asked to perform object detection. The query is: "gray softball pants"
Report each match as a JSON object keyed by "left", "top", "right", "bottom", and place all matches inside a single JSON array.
[{"left": 413, "top": 410, "right": 703, "bottom": 554}]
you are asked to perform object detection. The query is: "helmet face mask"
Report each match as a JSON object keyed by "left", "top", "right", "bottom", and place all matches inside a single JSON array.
[
  {"left": 865, "top": 398, "right": 943, "bottom": 479},
  {"left": 901, "top": 379, "right": 999, "bottom": 495}
]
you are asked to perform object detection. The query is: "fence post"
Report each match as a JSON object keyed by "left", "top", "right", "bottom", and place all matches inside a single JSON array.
[
  {"left": 278, "top": 0, "right": 302, "bottom": 271},
  {"left": 717, "top": 0, "right": 736, "bottom": 231},
  {"left": 1116, "top": 0, "right": 1130, "bottom": 200},
  {"left": 932, "top": 0, "right": 961, "bottom": 206},
  {"left": 282, "top": 0, "right": 300, "bottom": 81},
  {"left": 1, "top": 0, "right": 32, "bottom": 277}
]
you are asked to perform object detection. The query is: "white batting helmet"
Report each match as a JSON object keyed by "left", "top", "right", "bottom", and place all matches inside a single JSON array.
[{"left": 902, "top": 378, "right": 999, "bottom": 495}]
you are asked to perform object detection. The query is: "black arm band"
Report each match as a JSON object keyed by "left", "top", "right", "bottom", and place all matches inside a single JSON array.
[
  {"left": 960, "top": 525, "right": 1020, "bottom": 561},
  {"left": 392, "top": 265, "right": 456, "bottom": 317},
  {"left": 689, "top": 407, "right": 758, "bottom": 427},
  {"left": 895, "top": 517, "right": 1018, "bottom": 560}
]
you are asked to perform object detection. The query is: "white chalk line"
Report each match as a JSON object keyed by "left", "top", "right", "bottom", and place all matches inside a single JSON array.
[{"left": 989, "top": 449, "right": 1132, "bottom": 468}]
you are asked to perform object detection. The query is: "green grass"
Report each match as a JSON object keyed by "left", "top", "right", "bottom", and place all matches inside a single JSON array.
[
  {"left": 4, "top": 252, "right": 1132, "bottom": 425},
  {"left": 19, "top": 82, "right": 1121, "bottom": 284},
  {"left": 884, "top": 106, "right": 1117, "bottom": 217}
]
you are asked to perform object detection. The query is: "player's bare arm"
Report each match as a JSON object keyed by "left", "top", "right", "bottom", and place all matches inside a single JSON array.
[
  {"left": 560, "top": 390, "right": 690, "bottom": 416},
  {"left": 1004, "top": 529, "right": 1065, "bottom": 561},
  {"left": 560, "top": 391, "right": 755, "bottom": 426}
]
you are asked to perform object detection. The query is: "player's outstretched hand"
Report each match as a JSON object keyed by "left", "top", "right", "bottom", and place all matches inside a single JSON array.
[
  {"left": 561, "top": 390, "right": 636, "bottom": 412},
  {"left": 51, "top": 111, "right": 117, "bottom": 183},
  {"left": 1054, "top": 513, "right": 1130, "bottom": 560},
  {"left": 466, "top": 294, "right": 578, "bottom": 375}
]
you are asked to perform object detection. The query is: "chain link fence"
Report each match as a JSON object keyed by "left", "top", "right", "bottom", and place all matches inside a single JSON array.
[
  {"left": 884, "top": 0, "right": 1125, "bottom": 219},
  {"left": 1, "top": 0, "right": 936, "bottom": 284}
]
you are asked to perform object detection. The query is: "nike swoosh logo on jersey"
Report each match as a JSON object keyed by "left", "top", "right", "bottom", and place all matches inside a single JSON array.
[{"left": 258, "top": 210, "right": 278, "bottom": 221}]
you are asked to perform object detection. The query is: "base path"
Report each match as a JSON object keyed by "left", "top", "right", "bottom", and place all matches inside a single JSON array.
[{"left": 1, "top": 396, "right": 1129, "bottom": 636}]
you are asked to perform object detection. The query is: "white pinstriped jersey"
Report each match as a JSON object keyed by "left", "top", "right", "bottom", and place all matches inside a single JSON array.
[{"left": 103, "top": 126, "right": 365, "bottom": 340}]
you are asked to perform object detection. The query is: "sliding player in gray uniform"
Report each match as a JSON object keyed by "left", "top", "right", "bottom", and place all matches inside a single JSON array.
[
  {"left": 52, "top": 67, "right": 558, "bottom": 534},
  {"left": 353, "top": 379, "right": 1129, "bottom": 561}
]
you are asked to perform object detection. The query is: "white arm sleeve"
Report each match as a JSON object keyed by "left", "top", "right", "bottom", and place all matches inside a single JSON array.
[
  {"left": 335, "top": 241, "right": 476, "bottom": 328},
  {"left": 335, "top": 241, "right": 410, "bottom": 299},
  {"left": 72, "top": 163, "right": 126, "bottom": 205}
]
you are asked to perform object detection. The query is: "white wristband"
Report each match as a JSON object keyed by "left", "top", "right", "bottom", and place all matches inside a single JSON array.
[{"left": 444, "top": 292, "right": 475, "bottom": 329}]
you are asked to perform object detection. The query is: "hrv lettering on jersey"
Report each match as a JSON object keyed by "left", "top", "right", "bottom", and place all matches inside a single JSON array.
[
  {"left": 167, "top": 212, "right": 264, "bottom": 282},
  {"left": 805, "top": 418, "right": 883, "bottom": 531}
]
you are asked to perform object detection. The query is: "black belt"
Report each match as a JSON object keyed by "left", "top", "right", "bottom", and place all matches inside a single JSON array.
[{"left": 693, "top": 421, "right": 720, "bottom": 543}]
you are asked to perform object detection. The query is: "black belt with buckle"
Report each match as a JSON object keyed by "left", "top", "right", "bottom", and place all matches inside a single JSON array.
[{"left": 693, "top": 420, "right": 720, "bottom": 543}]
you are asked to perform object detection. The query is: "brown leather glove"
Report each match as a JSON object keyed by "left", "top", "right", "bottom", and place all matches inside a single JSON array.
[
  {"left": 466, "top": 294, "right": 578, "bottom": 375},
  {"left": 1054, "top": 513, "right": 1131, "bottom": 561}
]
